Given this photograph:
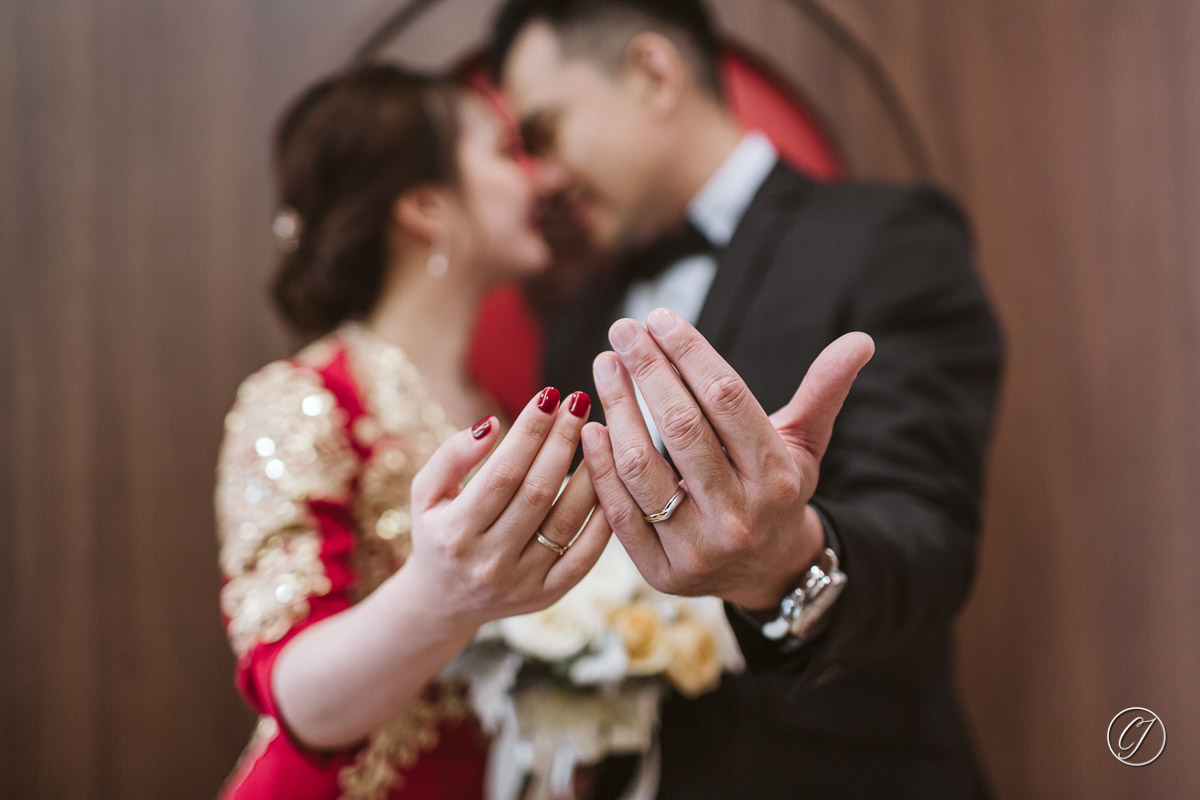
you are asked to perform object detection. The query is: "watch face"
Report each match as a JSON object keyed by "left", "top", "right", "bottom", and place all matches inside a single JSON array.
[
  {"left": 760, "top": 548, "right": 847, "bottom": 642},
  {"left": 791, "top": 570, "right": 847, "bottom": 639}
]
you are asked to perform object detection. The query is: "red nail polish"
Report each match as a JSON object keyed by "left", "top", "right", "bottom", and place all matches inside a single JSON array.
[
  {"left": 471, "top": 417, "right": 493, "bottom": 439},
  {"left": 567, "top": 391, "right": 591, "bottom": 419},
  {"left": 536, "top": 387, "right": 560, "bottom": 414}
]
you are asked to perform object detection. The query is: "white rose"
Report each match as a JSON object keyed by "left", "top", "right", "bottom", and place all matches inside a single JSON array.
[
  {"left": 567, "top": 631, "right": 630, "bottom": 685},
  {"left": 567, "top": 536, "right": 644, "bottom": 611},
  {"left": 498, "top": 591, "right": 602, "bottom": 662}
]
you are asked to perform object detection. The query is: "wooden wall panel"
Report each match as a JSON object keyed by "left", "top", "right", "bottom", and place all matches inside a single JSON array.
[
  {"left": 0, "top": 1, "right": 400, "bottom": 795},
  {"left": 3, "top": 1, "right": 1197, "bottom": 797}
]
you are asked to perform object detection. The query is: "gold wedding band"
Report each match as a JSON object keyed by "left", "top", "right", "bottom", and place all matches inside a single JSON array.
[
  {"left": 643, "top": 485, "right": 688, "bottom": 524},
  {"left": 536, "top": 531, "right": 569, "bottom": 557}
]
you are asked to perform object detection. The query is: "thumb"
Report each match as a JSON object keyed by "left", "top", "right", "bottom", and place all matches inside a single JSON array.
[
  {"left": 769, "top": 332, "right": 875, "bottom": 463},
  {"left": 411, "top": 416, "right": 498, "bottom": 511}
]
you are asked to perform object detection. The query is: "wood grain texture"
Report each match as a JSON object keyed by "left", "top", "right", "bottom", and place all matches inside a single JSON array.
[
  {"left": 0, "top": 1, "right": 396, "bottom": 795},
  {"left": 783, "top": 3, "right": 1200, "bottom": 797},
  {"left": 2, "top": 1, "right": 1196, "bottom": 797}
]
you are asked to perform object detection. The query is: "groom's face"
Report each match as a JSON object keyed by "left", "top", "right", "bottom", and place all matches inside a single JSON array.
[{"left": 502, "top": 23, "right": 670, "bottom": 256}]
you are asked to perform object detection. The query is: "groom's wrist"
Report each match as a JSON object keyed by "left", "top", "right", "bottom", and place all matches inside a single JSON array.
[
  {"left": 733, "top": 505, "right": 847, "bottom": 646},
  {"left": 732, "top": 504, "right": 828, "bottom": 614}
]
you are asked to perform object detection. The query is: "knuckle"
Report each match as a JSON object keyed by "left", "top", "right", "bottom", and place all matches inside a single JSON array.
[
  {"left": 686, "top": 549, "right": 713, "bottom": 577},
  {"left": 517, "top": 416, "right": 549, "bottom": 444},
  {"left": 613, "top": 443, "right": 654, "bottom": 484},
  {"left": 722, "top": 515, "right": 755, "bottom": 554},
  {"left": 762, "top": 470, "right": 803, "bottom": 507},
  {"left": 673, "top": 330, "right": 702, "bottom": 353},
  {"left": 627, "top": 349, "right": 659, "bottom": 384},
  {"left": 658, "top": 402, "right": 706, "bottom": 447},
  {"left": 587, "top": 447, "right": 618, "bottom": 483},
  {"left": 728, "top": 531, "right": 755, "bottom": 557},
  {"left": 520, "top": 474, "right": 558, "bottom": 509},
  {"left": 552, "top": 421, "right": 580, "bottom": 449},
  {"left": 438, "top": 531, "right": 468, "bottom": 561},
  {"left": 671, "top": 334, "right": 708, "bottom": 367},
  {"left": 440, "top": 505, "right": 470, "bottom": 538},
  {"left": 759, "top": 448, "right": 796, "bottom": 477},
  {"left": 702, "top": 374, "right": 752, "bottom": 416},
  {"left": 556, "top": 558, "right": 588, "bottom": 589},
  {"left": 539, "top": 513, "right": 570, "bottom": 546},
  {"left": 483, "top": 460, "right": 522, "bottom": 496},
  {"left": 470, "top": 557, "right": 503, "bottom": 589},
  {"left": 607, "top": 502, "right": 643, "bottom": 535}
]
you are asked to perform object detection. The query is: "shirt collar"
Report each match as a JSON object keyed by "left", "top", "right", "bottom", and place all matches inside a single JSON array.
[{"left": 687, "top": 131, "right": 779, "bottom": 248}]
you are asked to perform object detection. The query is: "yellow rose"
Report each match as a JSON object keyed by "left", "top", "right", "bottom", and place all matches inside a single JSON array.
[
  {"left": 609, "top": 604, "right": 672, "bottom": 675},
  {"left": 665, "top": 619, "right": 723, "bottom": 698}
]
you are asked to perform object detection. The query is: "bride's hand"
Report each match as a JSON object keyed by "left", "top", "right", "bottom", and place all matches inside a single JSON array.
[{"left": 405, "top": 387, "right": 610, "bottom": 630}]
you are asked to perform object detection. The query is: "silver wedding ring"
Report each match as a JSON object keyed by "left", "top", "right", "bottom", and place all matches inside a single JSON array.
[
  {"left": 643, "top": 485, "right": 688, "bottom": 524},
  {"left": 536, "top": 531, "right": 570, "bottom": 557}
]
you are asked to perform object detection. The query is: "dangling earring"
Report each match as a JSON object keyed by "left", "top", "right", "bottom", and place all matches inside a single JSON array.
[{"left": 427, "top": 232, "right": 450, "bottom": 278}]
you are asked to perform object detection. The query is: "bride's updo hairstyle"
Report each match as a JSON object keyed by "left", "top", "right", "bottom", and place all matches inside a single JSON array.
[{"left": 270, "top": 64, "right": 463, "bottom": 334}]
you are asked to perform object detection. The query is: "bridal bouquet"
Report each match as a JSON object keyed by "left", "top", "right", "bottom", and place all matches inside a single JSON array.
[{"left": 444, "top": 537, "right": 744, "bottom": 800}]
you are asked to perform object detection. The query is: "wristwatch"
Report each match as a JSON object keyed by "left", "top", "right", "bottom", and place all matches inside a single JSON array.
[{"left": 759, "top": 547, "right": 847, "bottom": 642}]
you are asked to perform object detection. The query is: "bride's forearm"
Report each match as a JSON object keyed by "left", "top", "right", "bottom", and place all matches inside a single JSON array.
[{"left": 271, "top": 561, "right": 478, "bottom": 751}]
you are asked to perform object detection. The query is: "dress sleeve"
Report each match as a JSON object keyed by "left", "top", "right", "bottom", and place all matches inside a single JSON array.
[{"left": 215, "top": 359, "right": 361, "bottom": 729}]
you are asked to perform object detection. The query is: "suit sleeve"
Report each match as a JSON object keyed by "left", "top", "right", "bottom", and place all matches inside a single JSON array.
[
  {"left": 727, "top": 187, "right": 1004, "bottom": 686},
  {"left": 215, "top": 360, "right": 362, "bottom": 761}
]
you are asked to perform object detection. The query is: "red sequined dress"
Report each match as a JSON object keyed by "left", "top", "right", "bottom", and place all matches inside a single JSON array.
[{"left": 215, "top": 323, "right": 486, "bottom": 800}]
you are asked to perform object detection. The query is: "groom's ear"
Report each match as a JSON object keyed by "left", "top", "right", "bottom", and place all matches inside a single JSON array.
[
  {"left": 392, "top": 185, "right": 452, "bottom": 242},
  {"left": 623, "top": 32, "right": 688, "bottom": 115}
]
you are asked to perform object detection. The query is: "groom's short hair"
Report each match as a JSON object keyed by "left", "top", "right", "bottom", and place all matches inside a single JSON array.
[{"left": 489, "top": 0, "right": 725, "bottom": 100}]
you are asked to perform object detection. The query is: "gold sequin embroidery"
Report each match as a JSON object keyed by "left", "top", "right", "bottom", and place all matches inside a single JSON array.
[
  {"left": 338, "top": 324, "right": 459, "bottom": 598},
  {"left": 330, "top": 325, "right": 480, "bottom": 797},
  {"left": 337, "top": 687, "right": 471, "bottom": 800},
  {"left": 219, "top": 327, "right": 487, "bottom": 796},
  {"left": 220, "top": 528, "right": 334, "bottom": 656},
  {"left": 215, "top": 359, "right": 357, "bottom": 655}
]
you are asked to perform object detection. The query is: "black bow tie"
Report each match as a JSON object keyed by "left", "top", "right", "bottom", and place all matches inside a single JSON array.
[{"left": 629, "top": 221, "right": 715, "bottom": 282}]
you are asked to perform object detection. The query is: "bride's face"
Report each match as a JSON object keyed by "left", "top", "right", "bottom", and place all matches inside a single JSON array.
[{"left": 453, "top": 96, "right": 551, "bottom": 279}]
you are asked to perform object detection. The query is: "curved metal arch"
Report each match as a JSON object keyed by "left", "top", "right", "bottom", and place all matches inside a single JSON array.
[{"left": 350, "top": 0, "right": 932, "bottom": 179}]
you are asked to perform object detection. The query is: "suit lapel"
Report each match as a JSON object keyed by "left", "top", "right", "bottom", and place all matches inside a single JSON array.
[{"left": 695, "top": 163, "right": 813, "bottom": 353}]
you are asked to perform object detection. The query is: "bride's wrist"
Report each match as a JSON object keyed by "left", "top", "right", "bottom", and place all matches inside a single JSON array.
[{"left": 375, "top": 558, "right": 482, "bottom": 644}]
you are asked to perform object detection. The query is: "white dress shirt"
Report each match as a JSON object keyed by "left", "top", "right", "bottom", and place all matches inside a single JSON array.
[{"left": 621, "top": 131, "right": 779, "bottom": 451}]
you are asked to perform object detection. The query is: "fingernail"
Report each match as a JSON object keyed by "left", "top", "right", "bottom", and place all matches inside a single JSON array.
[
  {"left": 471, "top": 416, "right": 493, "bottom": 439},
  {"left": 536, "top": 386, "right": 560, "bottom": 413},
  {"left": 567, "top": 391, "right": 591, "bottom": 418},
  {"left": 609, "top": 320, "right": 639, "bottom": 352},
  {"left": 647, "top": 307, "right": 678, "bottom": 336},
  {"left": 593, "top": 353, "right": 619, "bottom": 383},
  {"left": 581, "top": 424, "right": 601, "bottom": 451}
]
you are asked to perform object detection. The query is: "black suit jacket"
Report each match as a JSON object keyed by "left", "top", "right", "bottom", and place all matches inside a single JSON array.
[{"left": 545, "top": 163, "right": 1003, "bottom": 799}]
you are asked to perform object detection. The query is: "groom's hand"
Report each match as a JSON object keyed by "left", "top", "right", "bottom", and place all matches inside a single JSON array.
[{"left": 579, "top": 308, "right": 874, "bottom": 610}]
